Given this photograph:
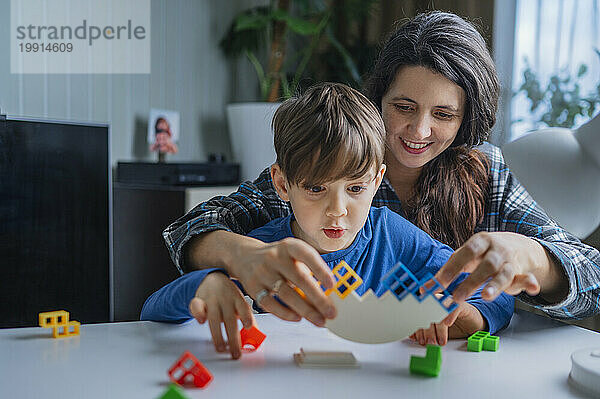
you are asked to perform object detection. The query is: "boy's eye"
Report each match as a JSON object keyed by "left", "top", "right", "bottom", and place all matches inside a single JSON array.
[
  {"left": 305, "top": 185, "right": 324, "bottom": 193},
  {"left": 348, "top": 185, "right": 366, "bottom": 193}
]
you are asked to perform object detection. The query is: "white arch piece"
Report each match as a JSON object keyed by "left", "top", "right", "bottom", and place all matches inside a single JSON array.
[{"left": 325, "top": 289, "right": 449, "bottom": 344}]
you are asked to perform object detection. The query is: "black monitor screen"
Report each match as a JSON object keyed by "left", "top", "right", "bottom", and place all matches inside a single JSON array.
[{"left": 0, "top": 118, "right": 110, "bottom": 328}]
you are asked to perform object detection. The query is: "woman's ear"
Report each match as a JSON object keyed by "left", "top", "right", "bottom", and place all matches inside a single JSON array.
[
  {"left": 373, "top": 163, "right": 386, "bottom": 191},
  {"left": 271, "top": 164, "right": 290, "bottom": 202}
]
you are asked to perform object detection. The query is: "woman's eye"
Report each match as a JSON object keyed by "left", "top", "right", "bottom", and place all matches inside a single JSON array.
[
  {"left": 393, "top": 104, "right": 413, "bottom": 112},
  {"left": 435, "top": 111, "right": 454, "bottom": 120}
]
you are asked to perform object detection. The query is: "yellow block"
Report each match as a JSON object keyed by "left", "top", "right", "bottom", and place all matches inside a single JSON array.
[
  {"left": 52, "top": 320, "right": 81, "bottom": 338},
  {"left": 39, "top": 310, "right": 69, "bottom": 328},
  {"left": 325, "top": 261, "right": 363, "bottom": 299},
  {"left": 39, "top": 310, "right": 80, "bottom": 338}
]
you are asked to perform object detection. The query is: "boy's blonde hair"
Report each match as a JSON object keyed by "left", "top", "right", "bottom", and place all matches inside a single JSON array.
[{"left": 272, "top": 82, "right": 385, "bottom": 186}]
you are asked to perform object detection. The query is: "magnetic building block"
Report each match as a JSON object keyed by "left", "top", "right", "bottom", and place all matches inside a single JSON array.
[
  {"left": 381, "top": 262, "right": 458, "bottom": 313},
  {"left": 467, "top": 336, "right": 484, "bottom": 352},
  {"left": 483, "top": 335, "right": 499, "bottom": 351},
  {"left": 293, "top": 272, "right": 321, "bottom": 299},
  {"left": 158, "top": 384, "right": 189, "bottom": 399},
  {"left": 38, "top": 310, "right": 80, "bottom": 338},
  {"left": 467, "top": 331, "right": 499, "bottom": 352},
  {"left": 168, "top": 351, "right": 213, "bottom": 388},
  {"left": 240, "top": 325, "right": 266, "bottom": 351},
  {"left": 325, "top": 260, "right": 363, "bottom": 299},
  {"left": 410, "top": 344, "right": 442, "bottom": 377},
  {"left": 39, "top": 310, "right": 69, "bottom": 327}
]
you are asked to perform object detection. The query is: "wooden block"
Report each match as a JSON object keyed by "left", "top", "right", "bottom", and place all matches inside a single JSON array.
[{"left": 293, "top": 348, "right": 358, "bottom": 368}]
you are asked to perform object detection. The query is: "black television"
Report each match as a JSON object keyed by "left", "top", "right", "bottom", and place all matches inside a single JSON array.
[{"left": 0, "top": 116, "right": 111, "bottom": 327}]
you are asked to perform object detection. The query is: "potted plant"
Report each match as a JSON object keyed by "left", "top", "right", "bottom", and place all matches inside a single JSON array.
[
  {"left": 220, "top": 0, "right": 364, "bottom": 181},
  {"left": 514, "top": 50, "right": 600, "bottom": 130}
]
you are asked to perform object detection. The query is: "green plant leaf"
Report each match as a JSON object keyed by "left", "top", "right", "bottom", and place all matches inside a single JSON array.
[
  {"left": 271, "top": 9, "right": 320, "bottom": 35},
  {"left": 219, "top": 0, "right": 376, "bottom": 102},
  {"left": 280, "top": 74, "right": 292, "bottom": 99},
  {"left": 515, "top": 55, "right": 600, "bottom": 129},
  {"left": 325, "top": 28, "right": 361, "bottom": 86},
  {"left": 246, "top": 50, "right": 269, "bottom": 101},
  {"left": 220, "top": 6, "right": 270, "bottom": 58},
  {"left": 234, "top": 13, "right": 270, "bottom": 32}
]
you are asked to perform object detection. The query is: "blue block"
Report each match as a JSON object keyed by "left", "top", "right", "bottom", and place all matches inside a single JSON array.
[{"left": 381, "top": 262, "right": 458, "bottom": 313}]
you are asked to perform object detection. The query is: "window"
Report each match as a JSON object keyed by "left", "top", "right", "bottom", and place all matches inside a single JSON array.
[{"left": 494, "top": 0, "right": 600, "bottom": 143}]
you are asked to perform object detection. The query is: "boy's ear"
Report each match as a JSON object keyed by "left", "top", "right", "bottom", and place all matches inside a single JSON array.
[
  {"left": 374, "top": 164, "right": 386, "bottom": 190},
  {"left": 271, "top": 164, "right": 290, "bottom": 202}
]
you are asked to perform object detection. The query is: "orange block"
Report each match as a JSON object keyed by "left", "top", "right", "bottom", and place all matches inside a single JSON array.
[
  {"left": 293, "top": 285, "right": 307, "bottom": 299},
  {"left": 240, "top": 325, "right": 266, "bottom": 351},
  {"left": 168, "top": 351, "right": 212, "bottom": 388}
]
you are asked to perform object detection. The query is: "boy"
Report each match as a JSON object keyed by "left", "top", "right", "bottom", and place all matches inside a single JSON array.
[{"left": 141, "top": 83, "right": 513, "bottom": 359}]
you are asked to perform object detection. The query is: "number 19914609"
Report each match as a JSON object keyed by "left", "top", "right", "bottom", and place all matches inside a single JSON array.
[{"left": 19, "top": 42, "right": 73, "bottom": 52}]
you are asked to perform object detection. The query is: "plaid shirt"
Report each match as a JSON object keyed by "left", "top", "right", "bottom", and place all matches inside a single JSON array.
[{"left": 163, "top": 144, "right": 600, "bottom": 320}]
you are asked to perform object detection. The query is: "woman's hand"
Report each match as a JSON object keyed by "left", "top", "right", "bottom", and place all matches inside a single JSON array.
[
  {"left": 434, "top": 231, "right": 568, "bottom": 304},
  {"left": 410, "top": 300, "right": 485, "bottom": 345},
  {"left": 232, "top": 237, "right": 337, "bottom": 327},
  {"left": 189, "top": 272, "right": 255, "bottom": 360},
  {"left": 186, "top": 231, "right": 337, "bottom": 327}
]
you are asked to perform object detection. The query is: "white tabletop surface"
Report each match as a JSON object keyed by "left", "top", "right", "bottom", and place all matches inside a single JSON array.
[{"left": 1, "top": 309, "right": 598, "bottom": 398}]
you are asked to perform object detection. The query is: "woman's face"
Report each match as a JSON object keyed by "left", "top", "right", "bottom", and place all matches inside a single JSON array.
[{"left": 381, "top": 66, "right": 465, "bottom": 170}]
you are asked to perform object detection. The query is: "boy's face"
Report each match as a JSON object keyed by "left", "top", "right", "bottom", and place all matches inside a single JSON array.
[{"left": 271, "top": 164, "right": 386, "bottom": 254}]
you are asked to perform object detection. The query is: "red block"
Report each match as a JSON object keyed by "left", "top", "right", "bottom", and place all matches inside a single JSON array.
[
  {"left": 168, "top": 351, "right": 212, "bottom": 388},
  {"left": 240, "top": 325, "right": 266, "bottom": 351}
]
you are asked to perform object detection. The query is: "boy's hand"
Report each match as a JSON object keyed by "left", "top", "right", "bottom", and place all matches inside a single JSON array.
[
  {"left": 409, "top": 300, "right": 485, "bottom": 346},
  {"left": 188, "top": 272, "right": 255, "bottom": 360}
]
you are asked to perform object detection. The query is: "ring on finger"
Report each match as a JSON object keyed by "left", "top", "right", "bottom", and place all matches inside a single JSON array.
[
  {"left": 271, "top": 279, "right": 285, "bottom": 295},
  {"left": 255, "top": 289, "right": 270, "bottom": 306}
]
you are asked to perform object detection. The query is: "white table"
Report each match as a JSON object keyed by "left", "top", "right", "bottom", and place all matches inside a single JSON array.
[{"left": 1, "top": 310, "right": 598, "bottom": 398}]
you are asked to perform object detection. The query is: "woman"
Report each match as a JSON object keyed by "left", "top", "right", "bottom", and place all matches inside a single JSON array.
[{"left": 163, "top": 11, "right": 600, "bottom": 332}]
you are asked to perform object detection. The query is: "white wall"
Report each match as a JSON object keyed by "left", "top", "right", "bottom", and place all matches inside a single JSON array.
[{"left": 0, "top": 0, "right": 262, "bottom": 165}]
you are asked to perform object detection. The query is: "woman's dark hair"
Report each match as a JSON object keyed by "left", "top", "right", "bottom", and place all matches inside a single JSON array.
[
  {"left": 155, "top": 117, "right": 170, "bottom": 135},
  {"left": 365, "top": 11, "right": 498, "bottom": 248}
]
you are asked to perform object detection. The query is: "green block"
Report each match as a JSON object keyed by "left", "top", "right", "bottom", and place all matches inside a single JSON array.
[
  {"left": 409, "top": 344, "right": 442, "bottom": 377},
  {"left": 467, "top": 331, "right": 489, "bottom": 352},
  {"left": 483, "top": 335, "right": 499, "bottom": 351},
  {"left": 470, "top": 331, "right": 489, "bottom": 340},
  {"left": 158, "top": 384, "right": 188, "bottom": 399},
  {"left": 467, "top": 337, "right": 483, "bottom": 352},
  {"left": 425, "top": 344, "right": 442, "bottom": 362}
]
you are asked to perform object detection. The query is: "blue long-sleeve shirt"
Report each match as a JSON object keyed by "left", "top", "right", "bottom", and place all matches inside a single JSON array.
[{"left": 141, "top": 207, "right": 514, "bottom": 333}]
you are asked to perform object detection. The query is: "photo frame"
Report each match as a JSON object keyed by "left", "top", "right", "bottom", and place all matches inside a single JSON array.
[{"left": 148, "top": 109, "right": 180, "bottom": 155}]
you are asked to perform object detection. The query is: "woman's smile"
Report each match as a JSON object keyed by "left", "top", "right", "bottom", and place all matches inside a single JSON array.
[{"left": 400, "top": 137, "right": 434, "bottom": 154}]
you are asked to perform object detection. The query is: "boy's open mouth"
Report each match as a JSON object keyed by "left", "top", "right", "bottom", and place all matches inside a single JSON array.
[{"left": 323, "top": 228, "right": 345, "bottom": 239}]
